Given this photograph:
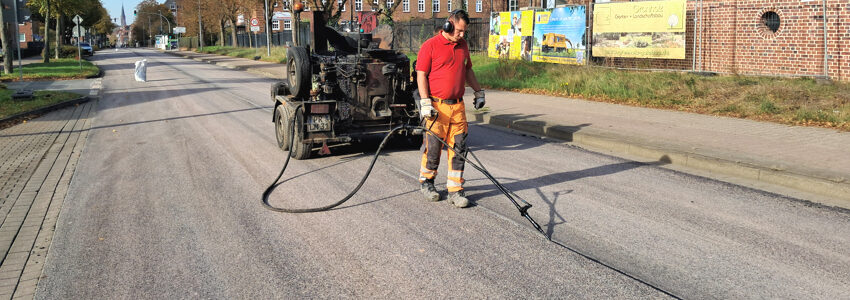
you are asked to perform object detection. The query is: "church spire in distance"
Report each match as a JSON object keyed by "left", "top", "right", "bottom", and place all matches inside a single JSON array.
[{"left": 121, "top": 3, "right": 127, "bottom": 28}]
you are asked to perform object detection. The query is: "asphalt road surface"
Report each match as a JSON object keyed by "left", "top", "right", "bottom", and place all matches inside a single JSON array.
[{"left": 36, "top": 49, "right": 850, "bottom": 298}]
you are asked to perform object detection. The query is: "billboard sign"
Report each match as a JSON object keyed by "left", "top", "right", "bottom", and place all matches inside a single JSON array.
[
  {"left": 532, "top": 6, "right": 587, "bottom": 64},
  {"left": 488, "top": 10, "right": 534, "bottom": 60},
  {"left": 592, "top": 0, "right": 687, "bottom": 59}
]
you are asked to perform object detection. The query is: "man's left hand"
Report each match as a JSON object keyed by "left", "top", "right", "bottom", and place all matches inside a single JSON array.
[{"left": 473, "top": 89, "right": 486, "bottom": 110}]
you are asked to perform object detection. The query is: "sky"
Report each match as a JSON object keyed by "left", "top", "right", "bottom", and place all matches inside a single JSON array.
[{"left": 103, "top": 0, "right": 145, "bottom": 26}]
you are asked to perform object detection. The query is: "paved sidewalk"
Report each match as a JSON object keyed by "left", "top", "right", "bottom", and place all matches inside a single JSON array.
[
  {"left": 167, "top": 50, "right": 850, "bottom": 209},
  {"left": 0, "top": 79, "right": 100, "bottom": 299}
]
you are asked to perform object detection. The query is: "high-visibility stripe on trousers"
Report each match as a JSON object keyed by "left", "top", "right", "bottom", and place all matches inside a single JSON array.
[{"left": 419, "top": 98, "right": 468, "bottom": 193}]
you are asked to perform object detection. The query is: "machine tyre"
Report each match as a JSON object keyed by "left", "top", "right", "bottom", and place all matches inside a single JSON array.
[
  {"left": 286, "top": 47, "right": 311, "bottom": 98},
  {"left": 274, "top": 105, "right": 293, "bottom": 151},
  {"left": 291, "top": 109, "right": 313, "bottom": 160}
]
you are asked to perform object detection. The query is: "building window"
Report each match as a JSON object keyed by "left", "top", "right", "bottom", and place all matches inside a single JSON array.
[
  {"left": 339, "top": 0, "right": 346, "bottom": 11},
  {"left": 272, "top": 20, "right": 280, "bottom": 30},
  {"left": 463, "top": 0, "right": 467, "bottom": 10},
  {"left": 418, "top": 0, "right": 424, "bottom": 12},
  {"left": 355, "top": 0, "right": 362, "bottom": 11},
  {"left": 475, "top": 0, "right": 481, "bottom": 12},
  {"left": 372, "top": 0, "right": 378, "bottom": 10},
  {"left": 403, "top": 0, "right": 409, "bottom": 11},
  {"left": 447, "top": 0, "right": 451, "bottom": 10},
  {"left": 508, "top": 0, "right": 516, "bottom": 11},
  {"left": 284, "top": 19, "right": 292, "bottom": 30},
  {"left": 432, "top": 0, "right": 439, "bottom": 12},
  {"left": 283, "top": 0, "right": 290, "bottom": 10},
  {"left": 387, "top": 0, "right": 393, "bottom": 9},
  {"left": 761, "top": 11, "right": 780, "bottom": 33},
  {"left": 170, "top": 4, "right": 176, "bottom": 10}
]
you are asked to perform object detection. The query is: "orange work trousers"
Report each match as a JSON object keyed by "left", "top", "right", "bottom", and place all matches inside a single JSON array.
[{"left": 419, "top": 98, "right": 468, "bottom": 192}]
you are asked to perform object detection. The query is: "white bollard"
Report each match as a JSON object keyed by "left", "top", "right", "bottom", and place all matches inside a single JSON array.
[{"left": 134, "top": 59, "right": 147, "bottom": 82}]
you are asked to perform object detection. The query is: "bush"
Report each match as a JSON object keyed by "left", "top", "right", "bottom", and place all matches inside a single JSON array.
[{"left": 58, "top": 45, "right": 78, "bottom": 58}]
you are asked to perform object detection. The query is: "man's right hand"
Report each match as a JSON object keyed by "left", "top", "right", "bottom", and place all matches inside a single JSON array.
[{"left": 420, "top": 98, "right": 437, "bottom": 120}]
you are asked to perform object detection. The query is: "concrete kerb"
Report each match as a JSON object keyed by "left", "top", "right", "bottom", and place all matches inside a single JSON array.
[
  {"left": 165, "top": 50, "right": 850, "bottom": 210},
  {"left": 470, "top": 111, "right": 850, "bottom": 210}
]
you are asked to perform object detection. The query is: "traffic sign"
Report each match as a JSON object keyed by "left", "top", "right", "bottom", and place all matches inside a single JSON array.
[
  {"left": 250, "top": 18, "right": 260, "bottom": 32},
  {"left": 73, "top": 14, "right": 83, "bottom": 25},
  {"left": 72, "top": 25, "right": 87, "bottom": 37}
]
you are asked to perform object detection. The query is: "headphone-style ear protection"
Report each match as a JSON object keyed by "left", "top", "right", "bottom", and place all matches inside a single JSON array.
[{"left": 443, "top": 10, "right": 462, "bottom": 33}]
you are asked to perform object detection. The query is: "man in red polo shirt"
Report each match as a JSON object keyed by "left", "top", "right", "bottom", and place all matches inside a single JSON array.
[{"left": 416, "top": 9, "right": 485, "bottom": 208}]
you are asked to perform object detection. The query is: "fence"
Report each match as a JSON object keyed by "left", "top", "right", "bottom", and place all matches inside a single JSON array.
[
  {"left": 392, "top": 18, "right": 490, "bottom": 53},
  {"left": 226, "top": 26, "right": 312, "bottom": 48}
]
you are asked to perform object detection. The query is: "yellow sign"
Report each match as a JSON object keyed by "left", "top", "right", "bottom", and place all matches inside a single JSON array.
[
  {"left": 488, "top": 35, "right": 500, "bottom": 58},
  {"left": 593, "top": 0, "right": 686, "bottom": 33},
  {"left": 521, "top": 10, "right": 534, "bottom": 36},
  {"left": 592, "top": 0, "right": 687, "bottom": 59},
  {"left": 500, "top": 12, "right": 511, "bottom": 36}
]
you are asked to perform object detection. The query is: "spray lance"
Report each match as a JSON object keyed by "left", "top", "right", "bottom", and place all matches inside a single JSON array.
[{"left": 262, "top": 106, "right": 548, "bottom": 240}]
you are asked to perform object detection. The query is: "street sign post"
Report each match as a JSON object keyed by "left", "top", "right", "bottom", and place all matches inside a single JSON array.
[
  {"left": 250, "top": 18, "right": 260, "bottom": 48},
  {"left": 74, "top": 15, "right": 83, "bottom": 71},
  {"left": 250, "top": 18, "right": 260, "bottom": 32}
]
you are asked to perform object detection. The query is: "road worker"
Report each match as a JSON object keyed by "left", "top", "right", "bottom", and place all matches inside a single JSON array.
[{"left": 415, "top": 9, "right": 485, "bottom": 208}]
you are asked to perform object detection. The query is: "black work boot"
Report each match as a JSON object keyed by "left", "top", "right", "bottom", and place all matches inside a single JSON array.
[
  {"left": 448, "top": 190, "right": 470, "bottom": 208},
  {"left": 420, "top": 179, "right": 440, "bottom": 202}
]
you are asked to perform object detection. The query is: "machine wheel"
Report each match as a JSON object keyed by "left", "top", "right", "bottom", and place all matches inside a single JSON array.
[
  {"left": 290, "top": 109, "right": 313, "bottom": 160},
  {"left": 286, "top": 47, "right": 311, "bottom": 98},
  {"left": 274, "top": 105, "right": 293, "bottom": 151}
]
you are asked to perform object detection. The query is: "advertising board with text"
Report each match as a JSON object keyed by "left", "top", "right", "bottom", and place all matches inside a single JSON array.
[
  {"left": 532, "top": 6, "right": 587, "bottom": 64},
  {"left": 592, "top": 0, "right": 687, "bottom": 59}
]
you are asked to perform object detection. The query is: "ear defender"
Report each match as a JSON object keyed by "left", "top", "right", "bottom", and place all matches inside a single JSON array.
[{"left": 443, "top": 10, "right": 461, "bottom": 33}]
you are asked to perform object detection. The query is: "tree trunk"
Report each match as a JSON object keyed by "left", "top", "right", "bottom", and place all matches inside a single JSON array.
[
  {"left": 0, "top": 5, "right": 11, "bottom": 74},
  {"left": 55, "top": 15, "right": 64, "bottom": 59},
  {"left": 42, "top": 1, "right": 51, "bottom": 63},
  {"left": 230, "top": 19, "right": 237, "bottom": 47},
  {"left": 219, "top": 19, "right": 225, "bottom": 46},
  {"left": 248, "top": 29, "right": 253, "bottom": 48}
]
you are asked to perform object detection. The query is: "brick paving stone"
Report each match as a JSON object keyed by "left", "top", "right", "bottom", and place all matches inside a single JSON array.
[{"left": 0, "top": 96, "right": 96, "bottom": 299}]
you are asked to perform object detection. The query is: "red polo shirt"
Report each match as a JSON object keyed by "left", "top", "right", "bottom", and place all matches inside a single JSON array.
[{"left": 416, "top": 33, "right": 473, "bottom": 100}]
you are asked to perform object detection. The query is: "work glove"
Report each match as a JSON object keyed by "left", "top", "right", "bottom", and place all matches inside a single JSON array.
[
  {"left": 473, "top": 89, "right": 486, "bottom": 110},
  {"left": 420, "top": 97, "right": 437, "bottom": 120}
]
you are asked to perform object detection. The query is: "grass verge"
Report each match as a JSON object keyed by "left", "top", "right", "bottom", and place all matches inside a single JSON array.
[
  {"left": 197, "top": 46, "right": 289, "bottom": 63},
  {"left": 407, "top": 52, "right": 849, "bottom": 130},
  {"left": 0, "top": 88, "right": 83, "bottom": 119},
  {"left": 0, "top": 58, "right": 99, "bottom": 81}
]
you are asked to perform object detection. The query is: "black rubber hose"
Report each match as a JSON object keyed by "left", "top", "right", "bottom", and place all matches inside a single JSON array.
[
  {"left": 262, "top": 105, "right": 405, "bottom": 213},
  {"left": 261, "top": 110, "right": 546, "bottom": 237}
]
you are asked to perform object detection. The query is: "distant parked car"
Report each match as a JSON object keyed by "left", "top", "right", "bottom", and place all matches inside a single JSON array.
[{"left": 79, "top": 42, "right": 94, "bottom": 56}]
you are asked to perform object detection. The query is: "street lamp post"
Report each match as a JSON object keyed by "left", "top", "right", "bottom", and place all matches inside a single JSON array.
[{"left": 264, "top": 0, "right": 271, "bottom": 55}]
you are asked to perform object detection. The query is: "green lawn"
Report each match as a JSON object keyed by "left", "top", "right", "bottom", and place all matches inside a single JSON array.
[
  {"left": 0, "top": 88, "right": 83, "bottom": 119},
  {"left": 0, "top": 59, "right": 99, "bottom": 81}
]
